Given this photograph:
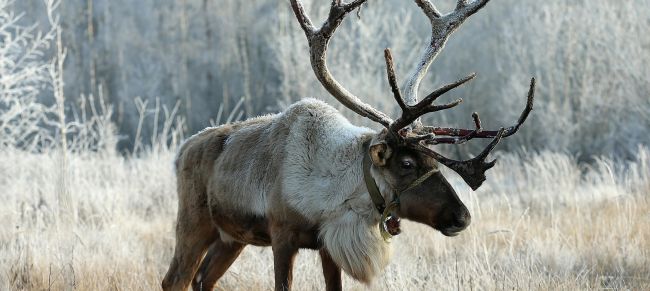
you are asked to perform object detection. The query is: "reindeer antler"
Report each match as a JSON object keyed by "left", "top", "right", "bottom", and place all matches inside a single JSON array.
[
  {"left": 290, "top": 0, "right": 536, "bottom": 191},
  {"left": 385, "top": 47, "right": 535, "bottom": 189},
  {"left": 379, "top": 0, "right": 535, "bottom": 190},
  {"left": 412, "top": 79, "right": 535, "bottom": 190},
  {"left": 290, "top": 0, "right": 393, "bottom": 128},
  {"left": 389, "top": 0, "right": 493, "bottom": 131},
  {"left": 385, "top": 49, "right": 475, "bottom": 135},
  {"left": 402, "top": 0, "right": 491, "bottom": 102}
]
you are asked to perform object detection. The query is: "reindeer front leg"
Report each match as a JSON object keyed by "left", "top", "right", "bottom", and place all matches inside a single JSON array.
[
  {"left": 271, "top": 228, "right": 299, "bottom": 291},
  {"left": 319, "top": 248, "right": 342, "bottom": 291}
]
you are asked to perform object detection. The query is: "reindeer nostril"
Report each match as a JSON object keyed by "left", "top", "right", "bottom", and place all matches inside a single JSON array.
[{"left": 454, "top": 209, "right": 471, "bottom": 228}]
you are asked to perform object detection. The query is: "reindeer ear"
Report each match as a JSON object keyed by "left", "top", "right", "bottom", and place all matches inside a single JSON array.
[{"left": 369, "top": 142, "right": 392, "bottom": 167}]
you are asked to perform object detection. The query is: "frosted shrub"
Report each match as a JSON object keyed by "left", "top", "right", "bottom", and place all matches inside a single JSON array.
[
  {"left": 0, "top": 0, "right": 57, "bottom": 150},
  {"left": 0, "top": 0, "right": 119, "bottom": 154}
]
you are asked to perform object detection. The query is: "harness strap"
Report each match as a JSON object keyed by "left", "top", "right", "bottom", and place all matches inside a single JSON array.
[
  {"left": 362, "top": 141, "right": 439, "bottom": 241},
  {"left": 403, "top": 167, "right": 438, "bottom": 193},
  {"left": 362, "top": 140, "right": 386, "bottom": 214}
]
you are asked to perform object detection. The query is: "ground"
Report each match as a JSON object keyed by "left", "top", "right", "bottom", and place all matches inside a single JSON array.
[{"left": 1, "top": 148, "right": 648, "bottom": 290}]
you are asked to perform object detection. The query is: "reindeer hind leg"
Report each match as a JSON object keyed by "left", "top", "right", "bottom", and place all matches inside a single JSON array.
[
  {"left": 162, "top": 220, "right": 217, "bottom": 290},
  {"left": 162, "top": 174, "right": 218, "bottom": 291},
  {"left": 191, "top": 237, "right": 246, "bottom": 291}
]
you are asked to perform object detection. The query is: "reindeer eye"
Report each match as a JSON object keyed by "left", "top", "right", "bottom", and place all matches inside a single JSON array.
[{"left": 401, "top": 160, "right": 415, "bottom": 170}]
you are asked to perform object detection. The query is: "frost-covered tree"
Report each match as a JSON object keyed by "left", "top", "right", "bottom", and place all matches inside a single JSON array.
[
  {"left": 0, "top": 0, "right": 57, "bottom": 149},
  {"left": 7, "top": 0, "right": 650, "bottom": 158}
]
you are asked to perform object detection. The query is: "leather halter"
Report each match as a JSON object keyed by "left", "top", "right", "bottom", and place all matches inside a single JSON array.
[
  {"left": 362, "top": 140, "right": 438, "bottom": 240},
  {"left": 362, "top": 141, "right": 387, "bottom": 215}
]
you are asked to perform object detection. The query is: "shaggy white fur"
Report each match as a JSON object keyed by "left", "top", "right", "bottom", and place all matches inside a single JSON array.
[{"left": 280, "top": 99, "right": 393, "bottom": 281}]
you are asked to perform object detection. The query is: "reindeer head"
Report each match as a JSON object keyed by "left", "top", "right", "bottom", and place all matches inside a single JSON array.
[
  {"left": 366, "top": 129, "right": 469, "bottom": 236},
  {"left": 290, "top": 0, "right": 535, "bottom": 237}
]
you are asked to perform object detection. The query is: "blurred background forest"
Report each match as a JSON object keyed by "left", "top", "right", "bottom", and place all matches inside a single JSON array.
[{"left": 7, "top": 0, "right": 650, "bottom": 159}]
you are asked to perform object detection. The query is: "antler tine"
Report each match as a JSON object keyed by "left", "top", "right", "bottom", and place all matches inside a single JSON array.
[
  {"left": 415, "top": 0, "right": 442, "bottom": 18},
  {"left": 508, "top": 77, "right": 536, "bottom": 135},
  {"left": 420, "top": 73, "right": 476, "bottom": 105},
  {"left": 388, "top": 73, "right": 469, "bottom": 136},
  {"left": 414, "top": 78, "right": 535, "bottom": 190},
  {"left": 384, "top": 48, "right": 407, "bottom": 111},
  {"left": 290, "top": 0, "right": 393, "bottom": 127},
  {"left": 455, "top": 0, "right": 491, "bottom": 18},
  {"left": 413, "top": 127, "right": 505, "bottom": 190},
  {"left": 472, "top": 111, "right": 482, "bottom": 131},
  {"left": 424, "top": 111, "right": 482, "bottom": 145},
  {"left": 422, "top": 77, "right": 536, "bottom": 139},
  {"left": 290, "top": 0, "right": 316, "bottom": 36},
  {"left": 399, "top": 0, "right": 491, "bottom": 129}
]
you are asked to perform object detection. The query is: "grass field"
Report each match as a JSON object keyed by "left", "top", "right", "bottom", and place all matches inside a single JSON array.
[{"left": 2, "top": 147, "right": 648, "bottom": 290}]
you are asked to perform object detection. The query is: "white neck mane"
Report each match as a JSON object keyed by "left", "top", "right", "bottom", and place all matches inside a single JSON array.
[{"left": 280, "top": 107, "right": 393, "bottom": 282}]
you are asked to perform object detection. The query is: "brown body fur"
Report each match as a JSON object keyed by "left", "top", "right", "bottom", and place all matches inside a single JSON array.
[{"left": 162, "top": 105, "right": 346, "bottom": 291}]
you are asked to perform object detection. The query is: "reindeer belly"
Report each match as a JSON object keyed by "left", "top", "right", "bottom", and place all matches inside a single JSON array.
[
  {"left": 209, "top": 209, "right": 272, "bottom": 246},
  {"left": 207, "top": 205, "right": 322, "bottom": 248},
  {"left": 206, "top": 185, "right": 323, "bottom": 248}
]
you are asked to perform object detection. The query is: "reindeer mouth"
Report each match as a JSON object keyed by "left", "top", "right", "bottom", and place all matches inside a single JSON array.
[
  {"left": 440, "top": 229, "right": 462, "bottom": 237},
  {"left": 438, "top": 225, "right": 467, "bottom": 237}
]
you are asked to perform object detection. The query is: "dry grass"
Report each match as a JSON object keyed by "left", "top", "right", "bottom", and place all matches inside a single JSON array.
[{"left": 1, "top": 148, "right": 648, "bottom": 291}]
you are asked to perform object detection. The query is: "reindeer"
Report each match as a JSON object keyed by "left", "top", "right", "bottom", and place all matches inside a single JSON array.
[{"left": 162, "top": 0, "right": 535, "bottom": 290}]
